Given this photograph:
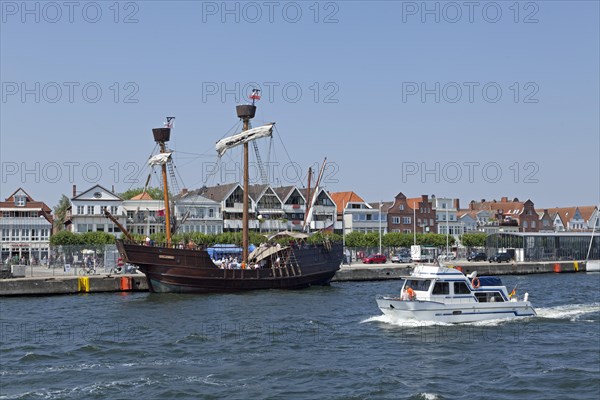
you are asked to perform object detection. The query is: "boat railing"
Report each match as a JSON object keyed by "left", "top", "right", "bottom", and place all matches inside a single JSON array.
[{"left": 123, "top": 239, "right": 210, "bottom": 251}]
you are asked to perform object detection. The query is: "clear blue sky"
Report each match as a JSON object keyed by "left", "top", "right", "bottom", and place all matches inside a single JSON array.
[{"left": 1, "top": 0, "right": 599, "bottom": 209}]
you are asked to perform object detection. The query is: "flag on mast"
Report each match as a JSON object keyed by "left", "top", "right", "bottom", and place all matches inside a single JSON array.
[{"left": 250, "top": 89, "right": 261, "bottom": 100}]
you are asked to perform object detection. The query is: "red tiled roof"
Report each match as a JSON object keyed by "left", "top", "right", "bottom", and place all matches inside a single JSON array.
[
  {"left": 406, "top": 197, "right": 421, "bottom": 210},
  {"left": 130, "top": 192, "right": 153, "bottom": 200},
  {"left": 329, "top": 191, "right": 365, "bottom": 213},
  {"left": 542, "top": 206, "right": 597, "bottom": 223}
]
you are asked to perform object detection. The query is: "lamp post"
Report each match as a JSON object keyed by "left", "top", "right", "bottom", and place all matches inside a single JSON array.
[
  {"left": 413, "top": 205, "right": 417, "bottom": 245},
  {"left": 342, "top": 203, "right": 349, "bottom": 264},
  {"left": 379, "top": 201, "right": 383, "bottom": 255},
  {"left": 446, "top": 202, "right": 449, "bottom": 256},
  {"left": 146, "top": 208, "right": 151, "bottom": 237}
]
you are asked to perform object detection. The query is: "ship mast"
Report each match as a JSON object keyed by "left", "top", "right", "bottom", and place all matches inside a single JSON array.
[
  {"left": 152, "top": 117, "right": 175, "bottom": 247},
  {"left": 236, "top": 90, "right": 260, "bottom": 265}
]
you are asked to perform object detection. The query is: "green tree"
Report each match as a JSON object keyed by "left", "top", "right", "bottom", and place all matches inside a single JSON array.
[
  {"left": 364, "top": 232, "right": 380, "bottom": 247},
  {"left": 80, "top": 231, "right": 116, "bottom": 245},
  {"left": 50, "top": 231, "right": 83, "bottom": 246},
  {"left": 53, "top": 194, "right": 70, "bottom": 232},
  {"left": 383, "top": 232, "right": 414, "bottom": 248},
  {"left": 462, "top": 233, "right": 487, "bottom": 248},
  {"left": 119, "top": 187, "right": 165, "bottom": 200},
  {"left": 307, "top": 231, "right": 342, "bottom": 245},
  {"left": 345, "top": 231, "right": 366, "bottom": 247}
]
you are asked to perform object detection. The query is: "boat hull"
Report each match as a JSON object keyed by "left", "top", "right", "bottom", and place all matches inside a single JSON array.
[
  {"left": 376, "top": 297, "right": 537, "bottom": 324},
  {"left": 586, "top": 260, "right": 600, "bottom": 272},
  {"left": 116, "top": 241, "right": 343, "bottom": 293}
]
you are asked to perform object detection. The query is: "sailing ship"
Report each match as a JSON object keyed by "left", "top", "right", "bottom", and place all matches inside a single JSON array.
[{"left": 110, "top": 94, "right": 343, "bottom": 293}]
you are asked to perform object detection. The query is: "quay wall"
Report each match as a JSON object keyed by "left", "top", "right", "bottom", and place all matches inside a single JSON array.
[{"left": 0, "top": 275, "right": 147, "bottom": 296}]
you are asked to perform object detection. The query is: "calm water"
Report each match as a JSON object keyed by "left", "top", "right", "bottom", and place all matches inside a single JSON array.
[{"left": 1, "top": 273, "right": 599, "bottom": 400}]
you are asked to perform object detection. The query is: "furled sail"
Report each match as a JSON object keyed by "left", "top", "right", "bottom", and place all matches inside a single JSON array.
[
  {"left": 148, "top": 152, "right": 172, "bottom": 166},
  {"left": 215, "top": 123, "right": 275, "bottom": 157}
]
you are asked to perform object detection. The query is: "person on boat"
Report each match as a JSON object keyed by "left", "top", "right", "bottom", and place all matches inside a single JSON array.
[
  {"left": 401, "top": 288, "right": 409, "bottom": 301},
  {"left": 406, "top": 286, "right": 416, "bottom": 301},
  {"left": 145, "top": 236, "right": 151, "bottom": 246}
]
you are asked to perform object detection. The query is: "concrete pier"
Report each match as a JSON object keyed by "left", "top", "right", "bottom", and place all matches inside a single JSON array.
[
  {"left": 0, "top": 260, "right": 593, "bottom": 296},
  {"left": 0, "top": 274, "right": 147, "bottom": 296}
]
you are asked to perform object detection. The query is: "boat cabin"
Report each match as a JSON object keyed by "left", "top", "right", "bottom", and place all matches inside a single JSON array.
[{"left": 401, "top": 266, "right": 510, "bottom": 304}]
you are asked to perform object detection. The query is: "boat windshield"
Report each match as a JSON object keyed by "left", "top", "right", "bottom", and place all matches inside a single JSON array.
[{"left": 404, "top": 279, "right": 432, "bottom": 291}]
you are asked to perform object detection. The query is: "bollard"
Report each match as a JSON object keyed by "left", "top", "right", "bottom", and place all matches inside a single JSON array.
[
  {"left": 574, "top": 261, "right": 579, "bottom": 272},
  {"left": 120, "top": 276, "right": 132, "bottom": 291},
  {"left": 78, "top": 277, "right": 90, "bottom": 293}
]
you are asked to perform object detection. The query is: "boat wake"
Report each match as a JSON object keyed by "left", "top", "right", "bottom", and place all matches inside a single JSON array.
[
  {"left": 535, "top": 303, "right": 600, "bottom": 322},
  {"left": 361, "top": 315, "right": 452, "bottom": 327}
]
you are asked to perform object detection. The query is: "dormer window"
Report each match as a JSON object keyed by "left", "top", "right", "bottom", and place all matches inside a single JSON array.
[{"left": 15, "top": 195, "right": 26, "bottom": 207}]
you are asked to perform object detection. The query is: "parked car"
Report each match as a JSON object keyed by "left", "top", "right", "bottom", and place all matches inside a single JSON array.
[
  {"left": 467, "top": 252, "right": 487, "bottom": 262},
  {"left": 489, "top": 253, "right": 512, "bottom": 263},
  {"left": 363, "top": 254, "right": 387, "bottom": 264},
  {"left": 391, "top": 253, "right": 411, "bottom": 263},
  {"left": 438, "top": 252, "right": 456, "bottom": 261}
]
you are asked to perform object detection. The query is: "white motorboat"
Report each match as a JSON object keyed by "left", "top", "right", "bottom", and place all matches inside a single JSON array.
[{"left": 376, "top": 265, "right": 536, "bottom": 323}]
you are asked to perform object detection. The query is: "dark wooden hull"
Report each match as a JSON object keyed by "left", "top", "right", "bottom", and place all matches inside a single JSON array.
[{"left": 116, "top": 240, "right": 343, "bottom": 293}]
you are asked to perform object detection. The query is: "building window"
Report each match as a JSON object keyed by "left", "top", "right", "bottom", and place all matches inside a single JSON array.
[
  {"left": 402, "top": 217, "right": 411, "bottom": 224},
  {"left": 532, "top": 221, "right": 536, "bottom": 228},
  {"left": 87, "top": 206, "right": 94, "bottom": 215},
  {"left": 403, "top": 229, "right": 411, "bottom": 234},
  {"left": 392, "top": 216, "right": 400, "bottom": 224},
  {"left": 399, "top": 205, "right": 404, "bottom": 211},
  {"left": 77, "top": 206, "right": 84, "bottom": 215},
  {"left": 14, "top": 195, "right": 26, "bottom": 206},
  {"left": 111, "top": 206, "right": 118, "bottom": 214},
  {"left": 209, "top": 208, "right": 214, "bottom": 218},
  {"left": 100, "top": 206, "right": 107, "bottom": 214},
  {"left": 523, "top": 221, "right": 528, "bottom": 228}
]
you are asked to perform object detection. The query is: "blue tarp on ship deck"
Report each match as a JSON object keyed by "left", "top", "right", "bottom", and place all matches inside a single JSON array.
[{"left": 207, "top": 244, "right": 256, "bottom": 260}]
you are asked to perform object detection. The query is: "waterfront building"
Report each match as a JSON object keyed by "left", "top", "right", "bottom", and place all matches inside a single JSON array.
[
  {"left": 486, "top": 232, "right": 600, "bottom": 262},
  {"left": 457, "top": 212, "right": 478, "bottom": 233},
  {"left": 248, "top": 184, "right": 286, "bottom": 233},
  {"left": 466, "top": 197, "right": 540, "bottom": 233},
  {"left": 65, "top": 184, "right": 125, "bottom": 236},
  {"left": 0, "top": 188, "right": 52, "bottom": 264},
  {"left": 385, "top": 192, "right": 422, "bottom": 234},
  {"left": 433, "top": 197, "right": 463, "bottom": 236},
  {"left": 408, "top": 195, "right": 437, "bottom": 234},
  {"left": 273, "top": 186, "right": 306, "bottom": 231},
  {"left": 299, "top": 188, "right": 337, "bottom": 231},
  {"left": 194, "top": 183, "right": 248, "bottom": 232},
  {"left": 172, "top": 189, "right": 223, "bottom": 235},
  {"left": 540, "top": 206, "right": 599, "bottom": 232},
  {"left": 536, "top": 209, "right": 556, "bottom": 232},
  {"left": 121, "top": 192, "right": 167, "bottom": 236},
  {"left": 330, "top": 191, "right": 386, "bottom": 234}
]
